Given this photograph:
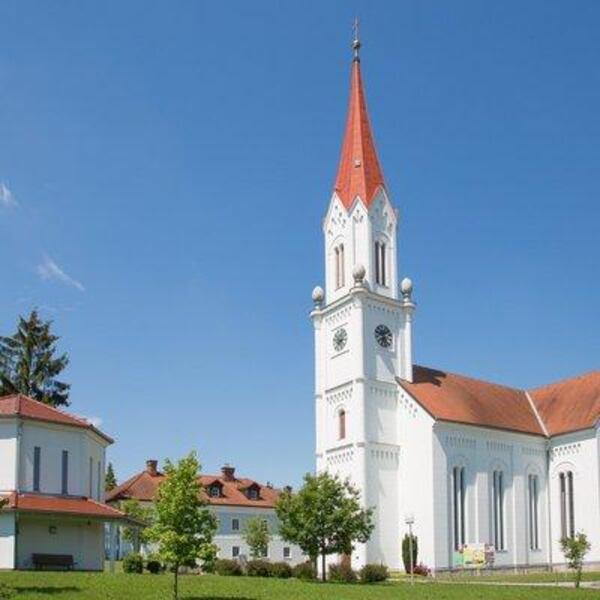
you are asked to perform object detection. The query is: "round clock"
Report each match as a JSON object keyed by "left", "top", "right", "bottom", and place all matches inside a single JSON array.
[
  {"left": 374, "top": 324, "right": 393, "bottom": 348},
  {"left": 333, "top": 328, "right": 348, "bottom": 352}
]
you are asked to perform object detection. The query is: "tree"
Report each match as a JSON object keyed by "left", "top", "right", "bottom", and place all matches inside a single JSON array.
[
  {"left": 0, "top": 310, "right": 70, "bottom": 406},
  {"left": 276, "top": 472, "right": 374, "bottom": 581},
  {"left": 243, "top": 516, "right": 271, "bottom": 559},
  {"left": 146, "top": 453, "right": 217, "bottom": 600},
  {"left": 560, "top": 532, "right": 591, "bottom": 588},
  {"left": 402, "top": 533, "right": 418, "bottom": 573},
  {"left": 105, "top": 463, "right": 117, "bottom": 492},
  {"left": 121, "top": 499, "right": 154, "bottom": 553}
]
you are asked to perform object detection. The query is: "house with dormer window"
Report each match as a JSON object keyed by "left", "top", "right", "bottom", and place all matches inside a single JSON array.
[{"left": 107, "top": 461, "right": 305, "bottom": 564}]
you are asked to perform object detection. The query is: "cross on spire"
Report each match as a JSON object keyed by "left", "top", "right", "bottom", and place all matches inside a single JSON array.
[{"left": 352, "top": 17, "right": 361, "bottom": 62}]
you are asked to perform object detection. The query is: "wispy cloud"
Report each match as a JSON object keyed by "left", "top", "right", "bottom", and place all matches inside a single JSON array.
[
  {"left": 0, "top": 182, "right": 18, "bottom": 208},
  {"left": 37, "top": 255, "right": 85, "bottom": 292},
  {"left": 86, "top": 416, "right": 103, "bottom": 429}
]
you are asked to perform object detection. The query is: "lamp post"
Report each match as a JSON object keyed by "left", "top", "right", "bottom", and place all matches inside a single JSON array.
[{"left": 405, "top": 514, "right": 415, "bottom": 585}]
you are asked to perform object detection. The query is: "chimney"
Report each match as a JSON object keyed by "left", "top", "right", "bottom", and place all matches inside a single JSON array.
[
  {"left": 146, "top": 460, "right": 158, "bottom": 477},
  {"left": 221, "top": 464, "right": 235, "bottom": 482}
]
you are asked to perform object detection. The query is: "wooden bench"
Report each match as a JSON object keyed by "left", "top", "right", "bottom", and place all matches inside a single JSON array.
[{"left": 32, "top": 553, "right": 75, "bottom": 570}]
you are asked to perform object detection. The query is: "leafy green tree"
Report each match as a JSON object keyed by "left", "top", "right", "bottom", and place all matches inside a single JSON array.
[
  {"left": 560, "top": 532, "right": 591, "bottom": 588},
  {"left": 105, "top": 462, "right": 117, "bottom": 492},
  {"left": 276, "top": 472, "right": 374, "bottom": 581},
  {"left": 121, "top": 499, "right": 154, "bottom": 552},
  {"left": 146, "top": 453, "right": 217, "bottom": 600},
  {"left": 243, "top": 516, "right": 271, "bottom": 559},
  {"left": 0, "top": 310, "right": 70, "bottom": 406}
]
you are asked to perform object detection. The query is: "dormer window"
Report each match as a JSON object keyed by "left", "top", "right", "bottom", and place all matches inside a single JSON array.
[
  {"left": 209, "top": 484, "right": 223, "bottom": 498},
  {"left": 246, "top": 483, "right": 261, "bottom": 501}
]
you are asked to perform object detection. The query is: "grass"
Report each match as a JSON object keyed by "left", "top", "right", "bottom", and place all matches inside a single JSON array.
[
  {"left": 433, "top": 570, "right": 600, "bottom": 584},
  {"left": 0, "top": 572, "right": 599, "bottom": 600}
]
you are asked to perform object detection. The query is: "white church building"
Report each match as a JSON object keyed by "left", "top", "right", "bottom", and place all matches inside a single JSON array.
[{"left": 311, "top": 36, "right": 600, "bottom": 573}]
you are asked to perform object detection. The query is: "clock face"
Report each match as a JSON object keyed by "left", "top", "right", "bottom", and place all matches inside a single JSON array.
[
  {"left": 374, "top": 324, "right": 393, "bottom": 348},
  {"left": 333, "top": 328, "right": 348, "bottom": 352}
]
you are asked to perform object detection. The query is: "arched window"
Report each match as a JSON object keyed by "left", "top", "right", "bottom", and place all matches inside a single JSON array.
[
  {"left": 492, "top": 470, "right": 505, "bottom": 550},
  {"left": 528, "top": 474, "right": 540, "bottom": 550},
  {"left": 375, "top": 241, "right": 386, "bottom": 286},
  {"left": 334, "top": 244, "right": 345, "bottom": 289},
  {"left": 452, "top": 466, "right": 466, "bottom": 550},
  {"left": 338, "top": 409, "right": 346, "bottom": 440},
  {"left": 559, "top": 470, "right": 575, "bottom": 538}
]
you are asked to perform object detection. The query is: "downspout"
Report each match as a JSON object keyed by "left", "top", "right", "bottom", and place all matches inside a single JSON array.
[
  {"left": 545, "top": 439, "right": 553, "bottom": 571},
  {"left": 14, "top": 420, "right": 23, "bottom": 569}
]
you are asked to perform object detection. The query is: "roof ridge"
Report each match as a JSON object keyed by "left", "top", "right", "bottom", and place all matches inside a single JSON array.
[{"left": 529, "top": 369, "right": 600, "bottom": 393}]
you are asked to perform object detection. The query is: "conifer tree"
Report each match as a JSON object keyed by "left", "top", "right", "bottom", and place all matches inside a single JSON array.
[
  {"left": 105, "top": 462, "right": 117, "bottom": 492},
  {"left": 0, "top": 310, "right": 70, "bottom": 406}
]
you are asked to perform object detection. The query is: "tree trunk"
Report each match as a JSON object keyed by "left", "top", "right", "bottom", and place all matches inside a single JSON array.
[
  {"left": 321, "top": 551, "right": 326, "bottom": 582},
  {"left": 173, "top": 563, "right": 179, "bottom": 600},
  {"left": 576, "top": 567, "right": 582, "bottom": 589}
]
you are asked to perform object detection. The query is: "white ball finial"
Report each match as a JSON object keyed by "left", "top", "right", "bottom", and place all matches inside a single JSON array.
[
  {"left": 353, "top": 264, "right": 366, "bottom": 285},
  {"left": 312, "top": 286, "right": 324, "bottom": 306},
  {"left": 401, "top": 277, "right": 413, "bottom": 297}
]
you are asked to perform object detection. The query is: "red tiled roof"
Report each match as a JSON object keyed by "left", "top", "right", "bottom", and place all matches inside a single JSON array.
[
  {"left": 3, "top": 492, "right": 126, "bottom": 520},
  {"left": 530, "top": 371, "right": 600, "bottom": 436},
  {"left": 0, "top": 394, "right": 112, "bottom": 443},
  {"left": 106, "top": 470, "right": 281, "bottom": 509},
  {"left": 333, "top": 59, "right": 386, "bottom": 209},
  {"left": 398, "top": 366, "right": 546, "bottom": 436}
]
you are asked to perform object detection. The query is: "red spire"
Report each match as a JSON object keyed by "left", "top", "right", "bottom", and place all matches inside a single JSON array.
[{"left": 334, "top": 56, "right": 386, "bottom": 209}]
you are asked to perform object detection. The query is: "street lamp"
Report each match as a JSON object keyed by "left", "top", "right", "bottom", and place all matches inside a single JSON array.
[{"left": 404, "top": 514, "right": 415, "bottom": 585}]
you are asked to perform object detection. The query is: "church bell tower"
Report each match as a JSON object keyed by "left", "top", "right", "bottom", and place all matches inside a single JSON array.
[{"left": 311, "top": 29, "right": 416, "bottom": 570}]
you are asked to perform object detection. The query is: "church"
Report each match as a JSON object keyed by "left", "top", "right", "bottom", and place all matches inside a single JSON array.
[{"left": 311, "top": 34, "right": 600, "bottom": 573}]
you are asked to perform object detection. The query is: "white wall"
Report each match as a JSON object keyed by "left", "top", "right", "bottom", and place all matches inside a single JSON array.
[
  {"left": 17, "top": 516, "right": 105, "bottom": 571},
  {"left": 431, "top": 422, "right": 549, "bottom": 571},
  {"left": 0, "top": 513, "right": 15, "bottom": 569},
  {"left": 19, "top": 421, "right": 106, "bottom": 499},
  {"left": 0, "top": 421, "right": 18, "bottom": 492},
  {"left": 549, "top": 428, "right": 600, "bottom": 566}
]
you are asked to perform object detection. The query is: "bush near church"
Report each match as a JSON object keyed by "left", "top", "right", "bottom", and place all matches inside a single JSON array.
[
  {"left": 246, "top": 559, "right": 271, "bottom": 577},
  {"left": 123, "top": 552, "right": 144, "bottom": 574},
  {"left": 214, "top": 559, "right": 243, "bottom": 576},
  {"left": 270, "top": 561, "right": 293, "bottom": 578},
  {"left": 328, "top": 562, "right": 357, "bottom": 583},
  {"left": 359, "top": 563, "right": 389, "bottom": 583},
  {"left": 402, "top": 533, "right": 418, "bottom": 573},
  {"left": 292, "top": 561, "right": 317, "bottom": 580}
]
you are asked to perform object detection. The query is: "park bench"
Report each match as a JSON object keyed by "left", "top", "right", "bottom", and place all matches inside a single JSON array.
[{"left": 32, "top": 553, "right": 75, "bottom": 570}]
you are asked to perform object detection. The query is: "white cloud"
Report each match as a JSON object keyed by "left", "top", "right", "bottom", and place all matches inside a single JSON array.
[
  {"left": 37, "top": 255, "right": 85, "bottom": 292},
  {"left": 86, "top": 416, "right": 103, "bottom": 429},
  {"left": 0, "top": 182, "right": 17, "bottom": 208}
]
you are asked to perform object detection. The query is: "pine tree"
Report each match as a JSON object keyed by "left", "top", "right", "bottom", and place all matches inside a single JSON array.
[
  {"left": 105, "top": 462, "right": 117, "bottom": 492},
  {"left": 0, "top": 310, "right": 70, "bottom": 407}
]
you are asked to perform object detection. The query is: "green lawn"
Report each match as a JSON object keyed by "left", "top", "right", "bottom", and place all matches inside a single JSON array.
[
  {"left": 433, "top": 570, "right": 600, "bottom": 584},
  {"left": 0, "top": 572, "right": 598, "bottom": 600}
]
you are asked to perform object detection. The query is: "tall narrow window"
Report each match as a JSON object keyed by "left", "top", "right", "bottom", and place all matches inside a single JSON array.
[
  {"left": 33, "top": 446, "right": 41, "bottom": 492},
  {"left": 492, "top": 470, "right": 505, "bottom": 550},
  {"left": 61, "top": 450, "right": 69, "bottom": 495},
  {"left": 380, "top": 243, "right": 386, "bottom": 286},
  {"left": 97, "top": 461, "right": 102, "bottom": 500},
  {"left": 339, "top": 244, "right": 345, "bottom": 287},
  {"left": 334, "top": 245, "right": 345, "bottom": 289},
  {"left": 559, "top": 471, "right": 575, "bottom": 538},
  {"left": 567, "top": 471, "right": 575, "bottom": 538},
  {"left": 452, "top": 466, "right": 466, "bottom": 550},
  {"left": 375, "top": 241, "right": 381, "bottom": 284},
  {"left": 89, "top": 457, "right": 93, "bottom": 497},
  {"left": 338, "top": 409, "right": 346, "bottom": 440},
  {"left": 528, "top": 474, "right": 539, "bottom": 550}
]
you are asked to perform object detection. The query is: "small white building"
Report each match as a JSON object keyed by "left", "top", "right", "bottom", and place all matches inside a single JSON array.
[
  {"left": 312, "top": 36, "right": 600, "bottom": 573},
  {"left": 107, "top": 461, "right": 305, "bottom": 565},
  {"left": 0, "top": 394, "right": 126, "bottom": 570}
]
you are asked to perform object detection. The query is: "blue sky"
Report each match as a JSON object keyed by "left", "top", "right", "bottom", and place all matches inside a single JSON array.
[{"left": 1, "top": 1, "right": 598, "bottom": 488}]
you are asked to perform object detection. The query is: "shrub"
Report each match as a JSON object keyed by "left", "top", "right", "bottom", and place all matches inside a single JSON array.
[
  {"left": 359, "top": 563, "right": 389, "bottom": 583},
  {"left": 122, "top": 552, "right": 144, "bottom": 574},
  {"left": 246, "top": 559, "right": 272, "bottom": 577},
  {"left": 402, "top": 533, "right": 418, "bottom": 573},
  {"left": 292, "top": 560, "right": 317, "bottom": 580},
  {"left": 199, "top": 543, "right": 218, "bottom": 574},
  {"left": 146, "top": 557, "right": 162, "bottom": 574},
  {"left": 328, "top": 562, "right": 357, "bottom": 583},
  {"left": 270, "top": 561, "right": 293, "bottom": 578},
  {"left": 215, "top": 558, "right": 243, "bottom": 576},
  {"left": 0, "top": 583, "right": 14, "bottom": 600},
  {"left": 413, "top": 563, "right": 431, "bottom": 577}
]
